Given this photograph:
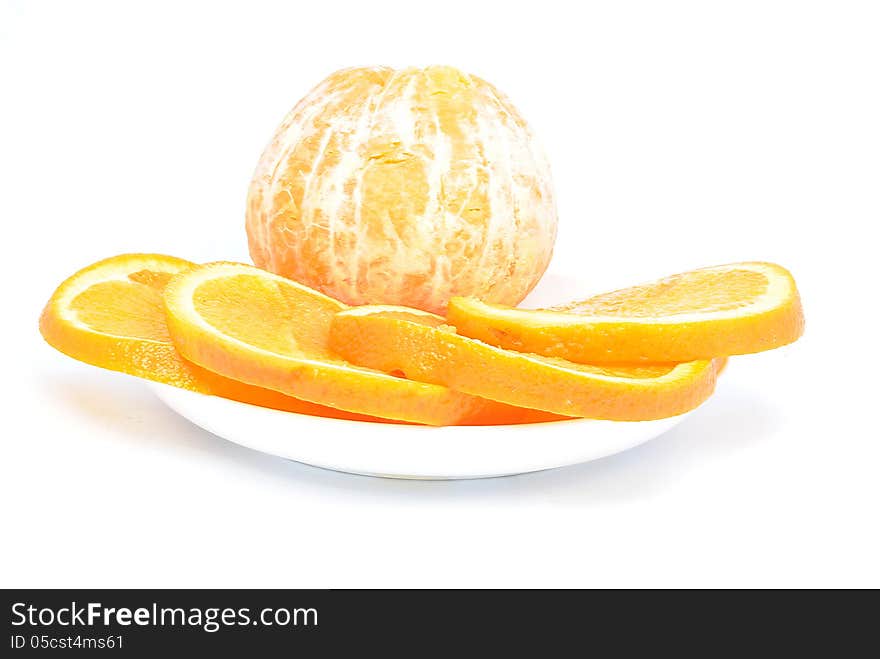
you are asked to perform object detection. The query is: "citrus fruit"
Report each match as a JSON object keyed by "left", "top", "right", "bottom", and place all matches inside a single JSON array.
[
  {"left": 246, "top": 65, "right": 557, "bottom": 314},
  {"left": 38, "top": 253, "right": 384, "bottom": 422},
  {"left": 447, "top": 262, "right": 804, "bottom": 363},
  {"left": 329, "top": 306, "right": 720, "bottom": 421},
  {"left": 162, "top": 262, "right": 554, "bottom": 426}
]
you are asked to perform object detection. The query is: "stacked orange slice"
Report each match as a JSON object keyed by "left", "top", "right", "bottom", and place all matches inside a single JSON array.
[
  {"left": 161, "top": 262, "right": 558, "bottom": 425},
  {"left": 40, "top": 255, "right": 803, "bottom": 426},
  {"left": 329, "top": 307, "right": 722, "bottom": 421},
  {"left": 39, "top": 255, "right": 558, "bottom": 426},
  {"left": 448, "top": 262, "right": 804, "bottom": 363},
  {"left": 38, "top": 254, "right": 385, "bottom": 421}
]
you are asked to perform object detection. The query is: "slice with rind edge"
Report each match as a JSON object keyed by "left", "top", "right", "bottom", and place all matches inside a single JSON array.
[
  {"left": 162, "top": 262, "right": 552, "bottom": 426},
  {"left": 38, "top": 253, "right": 386, "bottom": 422},
  {"left": 447, "top": 262, "right": 804, "bottom": 364},
  {"left": 330, "top": 306, "right": 721, "bottom": 421}
]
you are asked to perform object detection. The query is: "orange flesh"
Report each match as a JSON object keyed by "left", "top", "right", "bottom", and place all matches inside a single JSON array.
[
  {"left": 193, "top": 275, "right": 342, "bottom": 358},
  {"left": 71, "top": 279, "right": 173, "bottom": 341},
  {"left": 551, "top": 269, "right": 769, "bottom": 317}
]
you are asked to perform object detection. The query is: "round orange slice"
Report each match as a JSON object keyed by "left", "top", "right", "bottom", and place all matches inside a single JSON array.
[
  {"left": 447, "top": 262, "right": 804, "bottom": 363},
  {"left": 38, "top": 254, "right": 383, "bottom": 422},
  {"left": 161, "top": 262, "right": 547, "bottom": 426},
  {"left": 329, "top": 306, "right": 720, "bottom": 421}
]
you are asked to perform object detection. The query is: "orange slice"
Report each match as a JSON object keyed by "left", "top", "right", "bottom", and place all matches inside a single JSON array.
[
  {"left": 329, "top": 306, "right": 720, "bottom": 421},
  {"left": 38, "top": 254, "right": 383, "bottom": 422},
  {"left": 447, "top": 262, "right": 804, "bottom": 363},
  {"left": 162, "top": 262, "right": 551, "bottom": 426}
]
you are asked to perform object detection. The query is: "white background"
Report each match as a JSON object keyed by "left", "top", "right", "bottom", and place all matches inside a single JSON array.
[{"left": 2, "top": 0, "right": 878, "bottom": 587}]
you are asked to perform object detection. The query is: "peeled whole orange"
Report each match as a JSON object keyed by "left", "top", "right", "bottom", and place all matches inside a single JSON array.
[{"left": 246, "top": 65, "right": 557, "bottom": 314}]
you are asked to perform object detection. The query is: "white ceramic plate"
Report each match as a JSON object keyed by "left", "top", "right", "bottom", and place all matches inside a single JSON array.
[
  {"left": 149, "top": 272, "right": 699, "bottom": 479},
  {"left": 151, "top": 382, "right": 694, "bottom": 479}
]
